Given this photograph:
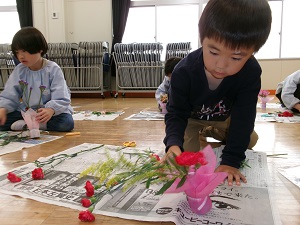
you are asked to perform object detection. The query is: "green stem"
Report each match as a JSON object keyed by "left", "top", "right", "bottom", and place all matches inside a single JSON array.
[
  {"left": 28, "top": 88, "right": 32, "bottom": 107},
  {"left": 34, "top": 144, "right": 104, "bottom": 169},
  {"left": 36, "top": 91, "right": 43, "bottom": 112},
  {"left": 0, "top": 131, "right": 28, "bottom": 146}
]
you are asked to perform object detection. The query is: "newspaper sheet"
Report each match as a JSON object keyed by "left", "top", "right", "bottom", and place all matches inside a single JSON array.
[
  {"left": 276, "top": 154, "right": 300, "bottom": 188},
  {"left": 0, "top": 143, "right": 281, "bottom": 225},
  {"left": 72, "top": 111, "right": 124, "bottom": 121},
  {"left": 124, "top": 111, "right": 165, "bottom": 121},
  {"left": 0, "top": 132, "right": 62, "bottom": 156},
  {"left": 278, "top": 164, "right": 300, "bottom": 188},
  {"left": 256, "top": 103, "right": 281, "bottom": 109},
  {"left": 256, "top": 112, "right": 300, "bottom": 123}
]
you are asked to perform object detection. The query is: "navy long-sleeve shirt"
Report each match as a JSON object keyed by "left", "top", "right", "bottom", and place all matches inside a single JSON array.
[{"left": 164, "top": 48, "right": 261, "bottom": 168}]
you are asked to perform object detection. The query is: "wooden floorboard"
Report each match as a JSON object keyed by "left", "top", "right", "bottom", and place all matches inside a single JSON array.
[{"left": 0, "top": 96, "right": 299, "bottom": 225}]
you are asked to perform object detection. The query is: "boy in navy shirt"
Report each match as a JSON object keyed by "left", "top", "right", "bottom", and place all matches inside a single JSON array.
[{"left": 164, "top": 0, "right": 272, "bottom": 186}]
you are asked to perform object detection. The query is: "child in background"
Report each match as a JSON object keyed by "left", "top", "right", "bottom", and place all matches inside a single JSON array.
[
  {"left": 155, "top": 57, "right": 182, "bottom": 111},
  {"left": 0, "top": 27, "right": 74, "bottom": 132},
  {"left": 275, "top": 69, "right": 300, "bottom": 112},
  {"left": 163, "top": 0, "right": 272, "bottom": 186}
]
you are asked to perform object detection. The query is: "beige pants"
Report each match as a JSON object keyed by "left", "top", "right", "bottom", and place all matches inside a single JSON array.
[{"left": 183, "top": 117, "right": 258, "bottom": 152}]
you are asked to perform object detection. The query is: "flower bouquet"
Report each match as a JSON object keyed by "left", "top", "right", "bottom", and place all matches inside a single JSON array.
[
  {"left": 164, "top": 146, "right": 227, "bottom": 215},
  {"left": 159, "top": 94, "right": 168, "bottom": 114},
  {"left": 258, "top": 90, "right": 274, "bottom": 109},
  {"left": 21, "top": 108, "right": 40, "bottom": 138},
  {"left": 19, "top": 80, "right": 46, "bottom": 138},
  {"left": 78, "top": 145, "right": 227, "bottom": 220}
]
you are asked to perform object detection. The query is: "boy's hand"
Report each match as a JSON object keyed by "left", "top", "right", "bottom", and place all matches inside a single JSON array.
[
  {"left": 0, "top": 108, "right": 7, "bottom": 125},
  {"left": 36, "top": 108, "right": 55, "bottom": 123},
  {"left": 215, "top": 165, "right": 247, "bottom": 186},
  {"left": 160, "top": 94, "right": 168, "bottom": 103},
  {"left": 161, "top": 145, "right": 182, "bottom": 162}
]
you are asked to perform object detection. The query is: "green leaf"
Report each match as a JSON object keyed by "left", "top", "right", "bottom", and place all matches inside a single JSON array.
[
  {"left": 240, "top": 159, "right": 251, "bottom": 168},
  {"left": 0, "top": 132, "right": 8, "bottom": 138},
  {"left": 146, "top": 178, "right": 151, "bottom": 188},
  {"left": 176, "top": 174, "right": 187, "bottom": 189},
  {"left": 142, "top": 177, "right": 159, "bottom": 187},
  {"left": 167, "top": 154, "right": 186, "bottom": 175},
  {"left": 155, "top": 178, "right": 176, "bottom": 195}
]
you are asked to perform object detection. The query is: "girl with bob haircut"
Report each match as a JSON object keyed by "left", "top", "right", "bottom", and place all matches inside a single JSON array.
[{"left": 0, "top": 27, "right": 74, "bottom": 133}]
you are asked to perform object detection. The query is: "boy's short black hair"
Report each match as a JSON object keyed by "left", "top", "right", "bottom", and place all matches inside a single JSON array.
[
  {"left": 11, "top": 27, "right": 48, "bottom": 57},
  {"left": 199, "top": 0, "right": 272, "bottom": 52},
  {"left": 164, "top": 57, "right": 182, "bottom": 75}
]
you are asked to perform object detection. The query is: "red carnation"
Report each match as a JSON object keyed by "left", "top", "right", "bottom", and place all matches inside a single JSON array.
[
  {"left": 78, "top": 210, "right": 95, "bottom": 222},
  {"left": 32, "top": 168, "right": 44, "bottom": 180},
  {"left": 7, "top": 172, "right": 22, "bottom": 183},
  {"left": 81, "top": 198, "right": 92, "bottom": 207},
  {"left": 278, "top": 111, "right": 293, "bottom": 117},
  {"left": 84, "top": 181, "right": 95, "bottom": 197},
  {"left": 150, "top": 154, "right": 160, "bottom": 161},
  {"left": 175, "top": 152, "right": 207, "bottom": 166}
]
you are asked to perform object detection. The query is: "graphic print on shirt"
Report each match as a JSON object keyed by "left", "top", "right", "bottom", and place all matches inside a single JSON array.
[{"left": 192, "top": 99, "right": 231, "bottom": 121}]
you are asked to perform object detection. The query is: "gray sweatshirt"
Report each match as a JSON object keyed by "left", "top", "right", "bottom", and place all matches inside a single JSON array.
[
  {"left": 0, "top": 59, "right": 73, "bottom": 115},
  {"left": 276, "top": 70, "right": 300, "bottom": 109}
]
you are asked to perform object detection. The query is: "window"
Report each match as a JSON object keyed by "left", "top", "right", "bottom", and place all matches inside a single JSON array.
[
  {"left": 122, "top": 1, "right": 199, "bottom": 60},
  {"left": 281, "top": 0, "right": 300, "bottom": 58},
  {"left": 123, "top": 7, "right": 155, "bottom": 44},
  {"left": 252, "top": 1, "right": 282, "bottom": 59},
  {"left": 156, "top": 5, "right": 198, "bottom": 58},
  {"left": 123, "top": 0, "right": 300, "bottom": 59},
  {"left": 0, "top": 1, "right": 20, "bottom": 44}
]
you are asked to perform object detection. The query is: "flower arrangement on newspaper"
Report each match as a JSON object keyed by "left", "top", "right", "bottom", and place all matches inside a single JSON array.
[
  {"left": 78, "top": 145, "right": 227, "bottom": 222},
  {"left": 19, "top": 80, "right": 46, "bottom": 138},
  {"left": 6, "top": 144, "right": 227, "bottom": 222}
]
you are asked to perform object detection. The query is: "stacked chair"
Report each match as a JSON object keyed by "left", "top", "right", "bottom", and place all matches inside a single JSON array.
[
  {"left": 0, "top": 42, "right": 110, "bottom": 97},
  {"left": 0, "top": 44, "right": 16, "bottom": 90},
  {"left": 46, "top": 41, "right": 110, "bottom": 97},
  {"left": 113, "top": 43, "right": 164, "bottom": 97},
  {"left": 165, "top": 42, "right": 192, "bottom": 60},
  {"left": 0, "top": 41, "right": 192, "bottom": 97}
]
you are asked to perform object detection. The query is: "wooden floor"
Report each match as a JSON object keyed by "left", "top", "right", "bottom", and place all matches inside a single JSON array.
[{"left": 0, "top": 97, "right": 299, "bottom": 225}]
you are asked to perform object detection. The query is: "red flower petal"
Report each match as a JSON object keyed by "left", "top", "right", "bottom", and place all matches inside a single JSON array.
[
  {"left": 81, "top": 198, "right": 92, "bottom": 207},
  {"left": 175, "top": 152, "right": 207, "bottom": 166},
  {"left": 7, "top": 172, "right": 22, "bottom": 183},
  {"left": 278, "top": 111, "right": 294, "bottom": 117},
  {"left": 78, "top": 210, "right": 95, "bottom": 222},
  {"left": 150, "top": 154, "right": 160, "bottom": 161},
  {"left": 32, "top": 168, "right": 44, "bottom": 180},
  {"left": 84, "top": 181, "right": 95, "bottom": 197}
]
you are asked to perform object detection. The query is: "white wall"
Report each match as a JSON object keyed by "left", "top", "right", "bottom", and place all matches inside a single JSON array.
[
  {"left": 32, "top": 0, "right": 299, "bottom": 90},
  {"left": 258, "top": 59, "right": 300, "bottom": 90},
  {"left": 32, "top": 0, "right": 112, "bottom": 45}
]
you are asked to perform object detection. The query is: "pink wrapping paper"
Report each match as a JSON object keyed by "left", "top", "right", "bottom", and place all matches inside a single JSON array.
[
  {"left": 259, "top": 96, "right": 274, "bottom": 104},
  {"left": 165, "top": 145, "right": 227, "bottom": 215},
  {"left": 259, "top": 96, "right": 274, "bottom": 109},
  {"left": 21, "top": 108, "right": 40, "bottom": 138}
]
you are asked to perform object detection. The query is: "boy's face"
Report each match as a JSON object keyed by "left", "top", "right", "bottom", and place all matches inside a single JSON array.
[
  {"left": 202, "top": 37, "right": 255, "bottom": 79},
  {"left": 166, "top": 73, "right": 172, "bottom": 81}
]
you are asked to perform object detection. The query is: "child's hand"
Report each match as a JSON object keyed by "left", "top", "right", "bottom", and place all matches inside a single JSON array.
[
  {"left": 160, "top": 94, "right": 168, "bottom": 103},
  {"left": 36, "top": 108, "right": 55, "bottom": 124},
  {"left": 215, "top": 165, "right": 247, "bottom": 186},
  {"left": 0, "top": 108, "right": 7, "bottom": 125},
  {"left": 161, "top": 145, "right": 182, "bottom": 163}
]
